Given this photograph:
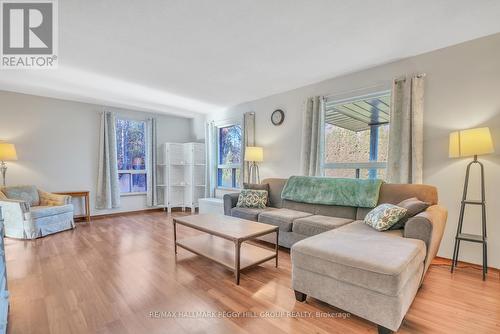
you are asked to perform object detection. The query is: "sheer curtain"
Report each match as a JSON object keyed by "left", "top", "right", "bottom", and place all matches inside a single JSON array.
[
  {"left": 301, "top": 96, "right": 324, "bottom": 176},
  {"left": 146, "top": 117, "right": 157, "bottom": 206},
  {"left": 386, "top": 75, "right": 424, "bottom": 184},
  {"left": 96, "top": 111, "right": 121, "bottom": 209},
  {"left": 242, "top": 112, "right": 255, "bottom": 183},
  {"left": 205, "top": 121, "right": 217, "bottom": 197}
]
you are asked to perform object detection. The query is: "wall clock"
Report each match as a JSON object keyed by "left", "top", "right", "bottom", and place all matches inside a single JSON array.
[{"left": 271, "top": 109, "right": 285, "bottom": 126}]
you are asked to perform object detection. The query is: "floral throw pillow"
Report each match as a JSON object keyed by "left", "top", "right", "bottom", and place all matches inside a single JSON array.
[
  {"left": 236, "top": 189, "right": 268, "bottom": 209},
  {"left": 364, "top": 204, "right": 408, "bottom": 231}
]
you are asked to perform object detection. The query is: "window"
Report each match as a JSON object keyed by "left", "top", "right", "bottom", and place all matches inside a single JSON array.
[
  {"left": 322, "top": 91, "right": 391, "bottom": 179},
  {"left": 217, "top": 124, "right": 242, "bottom": 188},
  {"left": 116, "top": 118, "right": 147, "bottom": 194}
]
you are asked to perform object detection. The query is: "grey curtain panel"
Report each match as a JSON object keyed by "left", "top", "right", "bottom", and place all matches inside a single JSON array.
[
  {"left": 96, "top": 111, "right": 121, "bottom": 209},
  {"left": 204, "top": 121, "right": 217, "bottom": 197},
  {"left": 242, "top": 112, "right": 256, "bottom": 183},
  {"left": 387, "top": 75, "right": 424, "bottom": 184},
  {"left": 301, "top": 96, "right": 324, "bottom": 176},
  {"left": 146, "top": 117, "right": 157, "bottom": 206}
]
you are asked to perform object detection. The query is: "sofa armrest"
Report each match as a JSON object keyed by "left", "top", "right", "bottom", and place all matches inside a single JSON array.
[
  {"left": 223, "top": 193, "right": 240, "bottom": 215},
  {"left": 38, "top": 190, "right": 71, "bottom": 206},
  {"left": 404, "top": 204, "right": 448, "bottom": 275}
]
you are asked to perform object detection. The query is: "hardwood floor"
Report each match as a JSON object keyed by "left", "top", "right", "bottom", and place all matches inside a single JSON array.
[{"left": 5, "top": 211, "right": 500, "bottom": 334}]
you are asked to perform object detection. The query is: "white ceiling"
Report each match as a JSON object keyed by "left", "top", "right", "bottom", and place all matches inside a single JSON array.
[{"left": 1, "top": 0, "right": 500, "bottom": 118}]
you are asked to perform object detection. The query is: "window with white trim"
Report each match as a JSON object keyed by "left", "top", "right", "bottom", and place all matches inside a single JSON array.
[
  {"left": 116, "top": 118, "right": 147, "bottom": 194},
  {"left": 217, "top": 124, "right": 242, "bottom": 188},
  {"left": 322, "top": 91, "right": 391, "bottom": 179}
]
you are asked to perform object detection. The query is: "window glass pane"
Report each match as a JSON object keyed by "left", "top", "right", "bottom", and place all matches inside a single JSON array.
[
  {"left": 219, "top": 125, "right": 242, "bottom": 165},
  {"left": 116, "top": 119, "right": 146, "bottom": 171},
  {"left": 323, "top": 92, "right": 390, "bottom": 180},
  {"left": 119, "top": 173, "right": 131, "bottom": 193},
  {"left": 217, "top": 168, "right": 233, "bottom": 188},
  {"left": 325, "top": 125, "right": 370, "bottom": 164},
  {"left": 324, "top": 168, "right": 356, "bottom": 178},
  {"left": 132, "top": 174, "right": 147, "bottom": 192},
  {"left": 359, "top": 168, "right": 386, "bottom": 180},
  {"left": 376, "top": 124, "right": 389, "bottom": 162}
]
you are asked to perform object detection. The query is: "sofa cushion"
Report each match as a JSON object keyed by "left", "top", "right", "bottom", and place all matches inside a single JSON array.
[
  {"left": 291, "top": 221, "right": 426, "bottom": 296},
  {"left": 30, "top": 204, "right": 74, "bottom": 219},
  {"left": 364, "top": 204, "right": 407, "bottom": 231},
  {"left": 390, "top": 197, "right": 430, "bottom": 230},
  {"left": 244, "top": 183, "right": 271, "bottom": 206},
  {"left": 231, "top": 207, "right": 276, "bottom": 221},
  {"left": 1, "top": 185, "right": 40, "bottom": 206},
  {"left": 292, "top": 215, "right": 353, "bottom": 237},
  {"left": 258, "top": 208, "right": 312, "bottom": 232},
  {"left": 262, "top": 178, "right": 287, "bottom": 208},
  {"left": 379, "top": 183, "right": 438, "bottom": 206},
  {"left": 236, "top": 189, "right": 268, "bottom": 209}
]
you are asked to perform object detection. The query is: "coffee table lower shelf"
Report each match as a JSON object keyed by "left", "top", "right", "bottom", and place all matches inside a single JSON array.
[{"left": 176, "top": 234, "right": 277, "bottom": 284}]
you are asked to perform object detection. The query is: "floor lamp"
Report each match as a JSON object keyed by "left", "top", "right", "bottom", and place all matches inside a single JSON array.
[
  {"left": 245, "top": 146, "right": 263, "bottom": 184},
  {"left": 0, "top": 143, "right": 18, "bottom": 187},
  {"left": 449, "top": 127, "right": 494, "bottom": 280}
]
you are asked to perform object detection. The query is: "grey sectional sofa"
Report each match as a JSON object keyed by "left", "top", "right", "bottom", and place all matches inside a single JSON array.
[{"left": 223, "top": 178, "right": 447, "bottom": 333}]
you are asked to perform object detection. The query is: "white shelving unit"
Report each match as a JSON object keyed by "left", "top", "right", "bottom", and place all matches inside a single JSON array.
[{"left": 157, "top": 142, "right": 206, "bottom": 213}]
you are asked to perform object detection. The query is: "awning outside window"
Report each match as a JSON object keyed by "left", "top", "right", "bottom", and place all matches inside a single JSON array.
[{"left": 324, "top": 92, "right": 391, "bottom": 131}]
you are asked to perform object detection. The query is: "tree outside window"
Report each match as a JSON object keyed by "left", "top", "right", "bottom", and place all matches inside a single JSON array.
[
  {"left": 116, "top": 118, "right": 147, "bottom": 193},
  {"left": 217, "top": 124, "right": 242, "bottom": 188}
]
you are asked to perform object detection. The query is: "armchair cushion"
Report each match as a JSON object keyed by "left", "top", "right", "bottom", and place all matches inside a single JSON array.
[
  {"left": 30, "top": 204, "right": 74, "bottom": 219},
  {"left": 1, "top": 185, "right": 40, "bottom": 206},
  {"left": 38, "top": 190, "right": 71, "bottom": 206}
]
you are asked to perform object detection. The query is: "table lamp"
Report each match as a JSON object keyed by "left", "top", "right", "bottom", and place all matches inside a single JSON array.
[
  {"left": 244, "top": 146, "right": 263, "bottom": 183},
  {"left": 0, "top": 143, "right": 17, "bottom": 186},
  {"left": 449, "top": 127, "right": 494, "bottom": 280}
]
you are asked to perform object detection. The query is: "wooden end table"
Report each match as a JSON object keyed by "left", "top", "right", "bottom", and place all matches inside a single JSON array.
[
  {"left": 55, "top": 191, "right": 91, "bottom": 223},
  {"left": 173, "top": 214, "right": 279, "bottom": 285}
]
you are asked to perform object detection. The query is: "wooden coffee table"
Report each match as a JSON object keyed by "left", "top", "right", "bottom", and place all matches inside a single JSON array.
[{"left": 173, "top": 214, "right": 279, "bottom": 285}]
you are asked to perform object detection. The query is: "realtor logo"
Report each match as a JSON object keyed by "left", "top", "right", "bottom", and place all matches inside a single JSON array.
[{"left": 1, "top": 0, "right": 58, "bottom": 68}]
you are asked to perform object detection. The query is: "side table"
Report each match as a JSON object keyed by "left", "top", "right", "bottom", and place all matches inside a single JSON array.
[{"left": 55, "top": 191, "right": 91, "bottom": 223}]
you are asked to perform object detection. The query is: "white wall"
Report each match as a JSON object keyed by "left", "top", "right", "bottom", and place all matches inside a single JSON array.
[
  {"left": 209, "top": 33, "right": 500, "bottom": 268},
  {"left": 0, "top": 91, "right": 200, "bottom": 216}
]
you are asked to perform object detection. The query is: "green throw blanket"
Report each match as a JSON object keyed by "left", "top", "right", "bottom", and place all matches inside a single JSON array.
[{"left": 281, "top": 176, "right": 383, "bottom": 208}]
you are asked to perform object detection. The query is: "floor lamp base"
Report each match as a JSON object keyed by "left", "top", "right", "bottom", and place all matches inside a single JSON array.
[
  {"left": 248, "top": 162, "right": 260, "bottom": 184},
  {"left": 0, "top": 162, "right": 7, "bottom": 187},
  {"left": 450, "top": 155, "right": 488, "bottom": 280}
]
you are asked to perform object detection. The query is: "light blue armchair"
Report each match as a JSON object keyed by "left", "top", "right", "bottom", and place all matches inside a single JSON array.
[{"left": 0, "top": 185, "right": 75, "bottom": 239}]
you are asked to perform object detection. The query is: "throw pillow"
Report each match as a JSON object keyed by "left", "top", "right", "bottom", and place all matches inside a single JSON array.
[
  {"left": 389, "top": 197, "right": 430, "bottom": 230},
  {"left": 236, "top": 189, "right": 268, "bottom": 209},
  {"left": 364, "top": 204, "right": 408, "bottom": 231},
  {"left": 243, "top": 182, "right": 271, "bottom": 206}
]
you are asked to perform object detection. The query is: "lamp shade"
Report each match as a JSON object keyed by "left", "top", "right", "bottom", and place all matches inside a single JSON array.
[
  {"left": 449, "top": 127, "right": 494, "bottom": 158},
  {"left": 244, "top": 146, "right": 263, "bottom": 162},
  {"left": 0, "top": 143, "right": 17, "bottom": 161}
]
